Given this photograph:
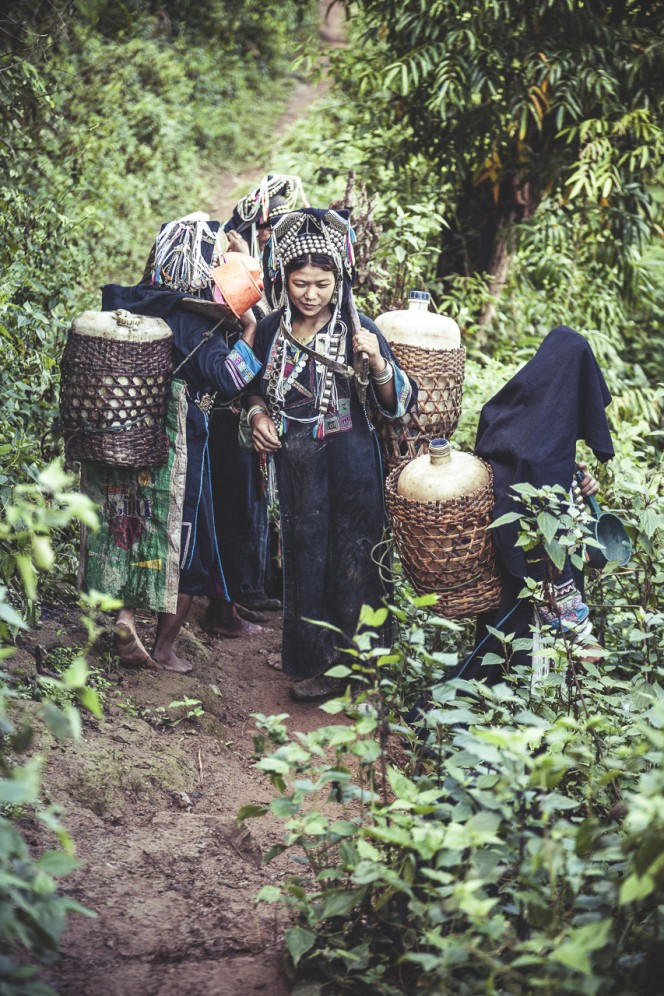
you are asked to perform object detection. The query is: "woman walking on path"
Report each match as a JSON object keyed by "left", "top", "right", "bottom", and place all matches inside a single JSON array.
[
  {"left": 205, "top": 175, "right": 310, "bottom": 632},
  {"left": 85, "top": 215, "right": 263, "bottom": 672},
  {"left": 244, "top": 208, "right": 417, "bottom": 700}
]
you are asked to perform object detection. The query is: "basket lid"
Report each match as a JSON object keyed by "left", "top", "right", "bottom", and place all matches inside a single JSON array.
[{"left": 70, "top": 310, "right": 172, "bottom": 343}]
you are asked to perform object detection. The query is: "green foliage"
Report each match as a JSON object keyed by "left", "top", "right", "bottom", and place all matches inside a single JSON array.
[
  {"left": 0, "top": 0, "right": 318, "bottom": 495},
  {"left": 0, "top": 462, "right": 99, "bottom": 629},
  {"left": 116, "top": 695, "right": 204, "bottom": 731},
  {"left": 333, "top": 0, "right": 663, "bottom": 279},
  {"left": 492, "top": 481, "right": 590, "bottom": 574},
  {"left": 8, "top": 645, "right": 113, "bottom": 721},
  {"left": 0, "top": 815, "right": 91, "bottom": 994},
  {"left": 241, "top": 473, "right": 664, "bottom": 994},
  {"left": 0, "top": 465, "right": 121, "bottom": 993}
]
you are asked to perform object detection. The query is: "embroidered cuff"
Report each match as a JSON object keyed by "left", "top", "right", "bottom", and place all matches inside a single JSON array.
[
  {"left": 372, "top": 363, "right": 412, "bottom": 419},
  {"left": 226, "top": 339, "right": 262, "bottom": 392}
]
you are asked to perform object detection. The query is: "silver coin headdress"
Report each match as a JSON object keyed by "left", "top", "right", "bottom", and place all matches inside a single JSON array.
[
  {"left": 267, "top": 208, "right": 357, "bottom": 440},
  {"left": 233, "top": 174, "right": 309, "bottom": 259}
]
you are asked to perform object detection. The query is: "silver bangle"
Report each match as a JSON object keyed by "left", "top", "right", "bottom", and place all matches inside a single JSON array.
[
  {"left": 246, "top": 405, "right": 268, "bottom": 424},
  {"left": 372, "top": 361, "right": 394, "bottom": 386}
]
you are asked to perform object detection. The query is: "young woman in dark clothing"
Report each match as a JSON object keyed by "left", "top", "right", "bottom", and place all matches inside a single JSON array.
[{"left": 245, "top": 208, "right": 417, "bottom": 700}]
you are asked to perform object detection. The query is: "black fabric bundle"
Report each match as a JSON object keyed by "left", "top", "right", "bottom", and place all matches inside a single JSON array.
[
  {"left": 475, "top": 324, "right": 614, "bottom": 581},
  {"left": 443, "top": 325, "right": 615, "bottom": 683}
]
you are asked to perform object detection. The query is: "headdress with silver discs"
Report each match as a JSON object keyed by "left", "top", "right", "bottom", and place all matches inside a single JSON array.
[
  {"left": 230, "top": 174, "right": 309, "bottom": 259},
  {"left": 266, "top": 208, "right": 358, "bottom": 440}
]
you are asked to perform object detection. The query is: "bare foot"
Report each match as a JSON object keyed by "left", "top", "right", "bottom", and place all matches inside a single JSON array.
[
  {"left": 235, "top": 603, "right": 270, "bottom": 624},
  {"left": 148, "top": 651, "right": 193, "bottom": 674},
  {"left": 202, "top": 603, "right": 266, "bottom": 639},
  {"left": 114, "top": 623, "right": 155, "bottom": 668},
  {"left": 266, "top": 652, "right": 282, "bottom": 671}
]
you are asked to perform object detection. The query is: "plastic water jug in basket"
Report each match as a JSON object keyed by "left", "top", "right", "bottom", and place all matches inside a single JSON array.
[
  {"left": 374, "top": 291, "right": 466, "bottom": 473},
  {"left": 59, "top": 309, "right": 175, "bottom": 468},
  {"left": 385, "top": 438, "right": 502, "bottom": 618}
]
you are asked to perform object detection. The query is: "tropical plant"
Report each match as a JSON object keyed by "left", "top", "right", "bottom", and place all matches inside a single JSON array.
[
  {"left": 240, "top": 473, "right": 664, "bottom": 995},
  {"left": 0, "top": 461, "right": 119, "bottom": 995},
  {"left": 330, "top": 0, "right": 663, "bottom": 315}
]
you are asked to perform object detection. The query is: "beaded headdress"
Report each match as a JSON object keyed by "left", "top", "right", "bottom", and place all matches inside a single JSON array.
[
  {"left": 150, "top": 214, "right": 228, "bottom": 293},
  {"left": 266, "top": 208, "right": 359, "bottom": 440},
  {"left": 230, "top": 174, "right": 309, "bottom": 259}
]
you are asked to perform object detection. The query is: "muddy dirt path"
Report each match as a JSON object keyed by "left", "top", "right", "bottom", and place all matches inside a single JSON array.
[
  {"left": 14, "top": 8, "right": 351, "bottom": 996},
  {"left": 15, "top": 597, "right": 336, "bottom": 996}
]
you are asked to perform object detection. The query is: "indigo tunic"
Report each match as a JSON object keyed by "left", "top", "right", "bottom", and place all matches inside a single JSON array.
[{"left": 248, "top": 310, "right": 416, "bottom": 680}]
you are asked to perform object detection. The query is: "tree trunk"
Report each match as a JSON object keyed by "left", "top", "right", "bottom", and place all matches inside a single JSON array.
[
  {"left": 476, "top": 179, "right": 541, "bottom": 329},
  {"left": 477, "top": 222, "right": 517, "bottom": 328}
]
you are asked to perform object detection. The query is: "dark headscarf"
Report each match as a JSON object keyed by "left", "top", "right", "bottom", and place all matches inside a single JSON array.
[{"left": 475, "top": 325, "right": 614, "bottom": 579}]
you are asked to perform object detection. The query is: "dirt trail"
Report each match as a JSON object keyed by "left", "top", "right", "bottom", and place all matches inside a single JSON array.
[
  {"left": 11, "top": 9, "right": 352, "bottom": 996},
  {"left": 15, "top": 596, "right": 338, "bottom": 996},
  {"left": 206, "top": 0, "right": 347, "bottom": 220}
]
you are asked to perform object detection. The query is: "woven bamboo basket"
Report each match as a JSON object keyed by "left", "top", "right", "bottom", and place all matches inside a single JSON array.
[
  {"left": 59, "top": 309, "right": 173, "bottom": 467},
  {"left": 376, "top": 342, "right": 466, "bottom": 473},
  {"left": 385, "top": 459, "right": 502, "bottom": 618}
]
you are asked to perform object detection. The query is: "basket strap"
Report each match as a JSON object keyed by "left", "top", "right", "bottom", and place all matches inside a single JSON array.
[
  {"left": 279, "top": 320, "right": 354, "bottom": 379},
  {"left": 172, "top": 318, "right": 226, "bottom": 378}
]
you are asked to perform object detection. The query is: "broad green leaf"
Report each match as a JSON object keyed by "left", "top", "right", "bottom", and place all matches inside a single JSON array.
[
  {"left": 619, "top": 872, "right": 655, "bottom": 904},
  {"left": 256, "top": 885, "right": 282, "bottom": 903},
  {"left": 285, "top": 926, "right": 317, "bottom": 967},
  {"left": 325, "top": 665, "right": 351, "bottom": 678},
  {"left": 321, "top": 887, "right": 367, "bottom": 919},
  {"left": 358, "top": 605, "right": 388, "bottom": 628},
  {"left": 37, "top": 851, "right": 79, "bottom": 877},
  {"left": 236, "top": 804, "right": 268, "bottom": 822}
]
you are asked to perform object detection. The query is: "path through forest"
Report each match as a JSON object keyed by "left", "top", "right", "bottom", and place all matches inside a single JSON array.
[
  {"left": 19, "top": 599, "right": 325, "bottom": 996},
  {"left": 16, "top": 7, "right": 350, "bottom": 995},
  {"left": 206, "top": 0, "right": 346, "bottom": 221}
]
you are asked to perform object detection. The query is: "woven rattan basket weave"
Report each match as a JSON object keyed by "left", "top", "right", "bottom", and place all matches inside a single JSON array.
[
  {"left": 60, "top": 309, "right": 173, "bottom": 467},
  {"left": 385, "top": 459, "right": 502, "bottom": 618},
  {"left": 376, "top": 342, "right": 466, "bottom": 473}
]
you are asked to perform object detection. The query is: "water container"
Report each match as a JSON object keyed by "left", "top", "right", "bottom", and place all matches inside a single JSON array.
[
  {"left": 385, "top": 439, "right": 501, "bottom": 618},
  {"left": 397, "top": 437, "right": 490, "bottom": 502},
  {"left": 59, "top": 309, "right": 173, "bottom": 467},
  {"left": 375, "top": 290, "right": 461, "bottom": 350},
  {"left": 373, "top": 291, "right": 466, "bottom": 473}
]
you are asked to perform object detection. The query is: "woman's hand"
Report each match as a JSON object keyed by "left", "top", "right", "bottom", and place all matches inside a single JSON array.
[
  {"left": 227, "top": 230, "right": 250, "bottom": 255},
  {"left": 577, "top": 461, "right": 600, "bottom": 497},
  {"left": 251, "top": 412, "right": 281, "bottom": 453},
  {"left": 352, "top": 329, "right": 385, "bottom": 374}
]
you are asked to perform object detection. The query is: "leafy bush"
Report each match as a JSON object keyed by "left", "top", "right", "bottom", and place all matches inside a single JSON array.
[
  {"left": 241, "top": 476, "right": 664, "bottom": 995},
  {"left": 0, "top": 0, "right": 318, "bottom": 495},
  {"left": 0, "top": 463, "right": 120, "bottom": 994}
]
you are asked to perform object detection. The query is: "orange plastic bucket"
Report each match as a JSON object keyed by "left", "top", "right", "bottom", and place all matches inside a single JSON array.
[{"left": 211, "top": 253, "right": 263, "bottom": 317}]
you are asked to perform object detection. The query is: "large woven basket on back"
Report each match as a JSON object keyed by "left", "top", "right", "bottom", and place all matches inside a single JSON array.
[
  {"left": 59, "top": 309, "right": 173, "bottom": 467},
  {"left": 385, "top": 459, "right": 502, "bottom": 618},
  {"left": 376, "top": 342, "right": 466, "bottom": 473}
]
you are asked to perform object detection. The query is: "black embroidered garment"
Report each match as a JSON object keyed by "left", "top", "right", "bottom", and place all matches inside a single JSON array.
[{"left": 247, "top": 310, "right": 417, "bottom": 681}]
